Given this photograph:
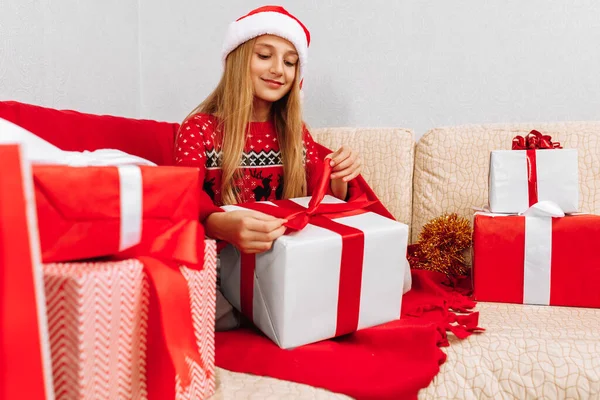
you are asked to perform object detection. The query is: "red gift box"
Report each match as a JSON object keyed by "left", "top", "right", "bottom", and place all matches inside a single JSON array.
[
  {"left": 44, "top": 244, "right": 217, "bottom": 400},
  {"left": 33, "top": 165, "right": 201, "bottom": 263},
  {"left": 473, "top": 212, "right": 600, "bottom": 307},
  {"left": 2, "top": 143, "right": 215, "bottom": 399},
  {"left": 1, "top": 144, "right": 54, "bottom": 400}
]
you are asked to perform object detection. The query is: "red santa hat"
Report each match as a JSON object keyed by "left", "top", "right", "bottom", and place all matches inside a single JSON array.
[{"left": 221, "top": 5, "right": 310, "bottom": 85}]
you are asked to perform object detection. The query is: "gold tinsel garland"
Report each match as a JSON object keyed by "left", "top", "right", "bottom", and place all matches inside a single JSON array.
[{"left": 408, "top": 213, "right": 472, "bottom": 277}]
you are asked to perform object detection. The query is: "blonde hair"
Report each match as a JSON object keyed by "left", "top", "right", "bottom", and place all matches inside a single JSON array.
[{"left": 182, "top": 38, "right": 306, "bottom": 205}]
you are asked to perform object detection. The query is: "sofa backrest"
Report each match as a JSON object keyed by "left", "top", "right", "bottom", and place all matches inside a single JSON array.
[
  {"left": 0, "top": 101, "right": 179, "bottom": 166},
  {"left": 411, "top": 122, "right": 600, "bottom": 243},
  {"left": 312, "top": 127, "right": 415, "bottom": 228}
]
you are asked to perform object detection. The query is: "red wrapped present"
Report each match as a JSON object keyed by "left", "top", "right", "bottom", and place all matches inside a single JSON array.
[
  {"left": 44, "top": 242, "right": 217, "bottom": 400},
  {"left": 220, "top": 163, "right": 410, "bottom": 348},
  {"left": 473, "top": 205, "right": 600, "bottom": 307},
  {"left": 2, "top": 143, "right": 216, "bottom": 399},
  {"left": 32, "top": 164, "right": 202, "bottom": 263},
  {"left": 1, "top": 144, "right": 54, "bottom": 400}
]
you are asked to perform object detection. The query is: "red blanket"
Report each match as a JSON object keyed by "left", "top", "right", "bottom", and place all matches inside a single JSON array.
[{"left": 215, "top": 269, "right": 482, "bottom": 400}]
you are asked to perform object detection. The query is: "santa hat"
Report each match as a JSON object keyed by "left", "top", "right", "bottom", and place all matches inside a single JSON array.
[{"left": 221, "top": 5, "right": 310, "bottom": 86}]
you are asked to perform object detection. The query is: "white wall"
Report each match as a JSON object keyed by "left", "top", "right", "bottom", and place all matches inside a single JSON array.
[
  {"left": 2, "top": 1, "right": 600, "bottom": 139},
  {"left": 0, "top": 0, "right": 141, "bottom": 117}
]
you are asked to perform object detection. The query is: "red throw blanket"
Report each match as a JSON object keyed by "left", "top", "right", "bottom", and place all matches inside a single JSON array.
[
  {"left": 215, "top": 269, "right": 482, "bottom": 400},
  {"left": 215, "top": 143, "right": 483, "bottom": 399}
]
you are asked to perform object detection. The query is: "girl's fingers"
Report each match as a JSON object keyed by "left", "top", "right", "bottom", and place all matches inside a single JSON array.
[
  {"left": 244, "top": 216, "right": 287, "bottom": 233},
  {"left": 241, "top": 242, "right": 273, "bottom": 254},
  {"left": 331, "top": 158, "right": 361, "bottom": 180},
  {"left": 332, "top": 152, "right": 358, "bottom": 172},
  {"left": 329, "top": 146, "right": 350, "bottom": 167},
  {"left": 241, "top": 224, "right": 287, "bottom": 253},
  {"left": 342, "top": 168, "right": 361, "bottom": 182}
]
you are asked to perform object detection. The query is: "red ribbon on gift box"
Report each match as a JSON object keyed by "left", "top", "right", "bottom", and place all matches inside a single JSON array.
[
  {"left": 237, "top": 163, "right": 383, "bottom": 337},
  {"left": 511, "top": 130, "right": 562, "bottom": 207},
  {"left": 139, "top": 239, "right": 207, "bottom": 399},
  {"left": 103, "top": 171, "right": 206, "bottom": 398},
  {"left": 511, "top": 130, "right": 562, "bottom": 151}
]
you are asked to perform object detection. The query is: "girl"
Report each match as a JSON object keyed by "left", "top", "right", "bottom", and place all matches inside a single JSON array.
[{"left": 174, "top": 5, "right": 362, "bottom": 328}]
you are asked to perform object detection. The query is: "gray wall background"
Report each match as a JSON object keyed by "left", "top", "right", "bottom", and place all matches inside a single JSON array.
[{"left": 2, "top": 0, "right": 599, "bottom": 139}]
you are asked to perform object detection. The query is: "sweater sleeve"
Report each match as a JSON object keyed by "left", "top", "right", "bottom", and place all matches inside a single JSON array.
[{"left": 174, "top": 115, "right": 223, "bottom": 222}]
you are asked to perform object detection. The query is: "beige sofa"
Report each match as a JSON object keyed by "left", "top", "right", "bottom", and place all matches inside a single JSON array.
[{"left": 212, "top": 122, "right": 600, "bottom": 399}]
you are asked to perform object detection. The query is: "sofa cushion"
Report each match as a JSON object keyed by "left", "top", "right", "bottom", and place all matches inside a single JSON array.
[
  {"left": 412, "top": 122, "right": 600, "bottom": 243},
  {"left": 311, "top": 127, "right": 414, "bottom": 227},
  {"left": 0, "top": 101, "right": 179, "bottom": 166}
]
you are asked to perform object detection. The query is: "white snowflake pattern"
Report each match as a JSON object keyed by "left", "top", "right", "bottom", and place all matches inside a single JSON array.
[
  {"left": 205, "top": 140, "right": 211, "bottom": 146},
  {"left": 190, "top": 146, "right": 195, "bottom": 150},
  {"left": 266, "top": 145, "right": 270, "bottom": 149},
  {"left": 184, "top": 152, "right": 189, "bottom": 156},
  {"left": 257, "top": 139, "right": 262, "bottom": 143},
  {"left": 183, "top": 139, "right": 187, "bottom": 143},
  {"left": 190, "top": 134, "right": 195, "bottom": 138},
  {"left": 186, "top": 126, "right": 190, "bottom": 130}
]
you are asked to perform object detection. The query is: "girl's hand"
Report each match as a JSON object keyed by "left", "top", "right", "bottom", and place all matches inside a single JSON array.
[
  {"left": 326, "top": 145, "right": 362, "bottom": 200},
  {"left": 205, "top": 210, "right": 287, "bottom": 254}
]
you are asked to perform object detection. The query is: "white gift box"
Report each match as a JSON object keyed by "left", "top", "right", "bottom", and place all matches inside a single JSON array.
[
  {"left": 220, "top": 195, "right": 410, "bottom": 349},
  {"left": 488, "top": 149, "right": 579, "bottom": 214}
]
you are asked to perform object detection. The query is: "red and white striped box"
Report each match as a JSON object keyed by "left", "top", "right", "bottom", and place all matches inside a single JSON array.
[{"left": 43, "top": 240, "right": 217, "bottom": 400}]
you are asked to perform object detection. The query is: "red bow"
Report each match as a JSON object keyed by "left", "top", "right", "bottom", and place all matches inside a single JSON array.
[
  {"left": 512, "top": 130, "right": 562, "bottom": 150},
  {"left": 240, "top": 162, "right": 378, "bottom": 231}
]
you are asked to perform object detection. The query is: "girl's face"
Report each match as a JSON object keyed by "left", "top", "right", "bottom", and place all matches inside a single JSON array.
[{"left": 250, "top": 35, "right": 298, "bottom": 104}]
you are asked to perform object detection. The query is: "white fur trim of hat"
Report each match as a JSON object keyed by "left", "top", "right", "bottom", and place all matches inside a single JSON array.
[{"left": 221, "top": 5, "right": 310, "bottom": 82}]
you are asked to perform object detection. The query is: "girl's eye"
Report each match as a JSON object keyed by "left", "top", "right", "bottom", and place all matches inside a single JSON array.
[
  {"left": 284, "top": 60, "right": 296, "bottom": 67},
  {"left": 257, "top": 54, "right": 270, "bottom": 60}
]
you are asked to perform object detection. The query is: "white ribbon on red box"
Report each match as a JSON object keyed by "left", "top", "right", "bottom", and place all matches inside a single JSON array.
[
  {"left": 521, "top": 201, "right": 565, "bottom": 305},
  {"left": 118, "top": 165, "right": 143, "bottom": 251}
]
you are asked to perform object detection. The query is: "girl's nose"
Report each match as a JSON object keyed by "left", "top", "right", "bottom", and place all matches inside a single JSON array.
[{"left": 269, "top": 59, "right": 284, "bottom": 75}]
